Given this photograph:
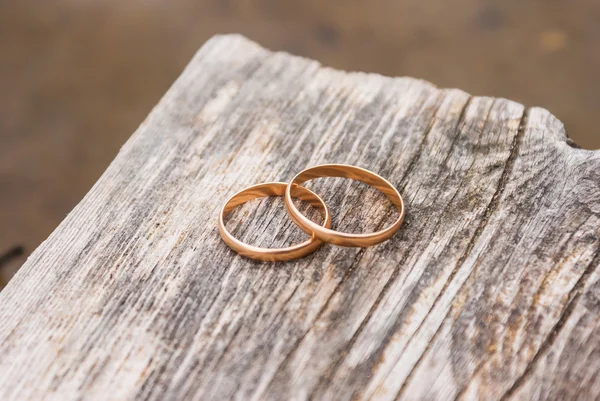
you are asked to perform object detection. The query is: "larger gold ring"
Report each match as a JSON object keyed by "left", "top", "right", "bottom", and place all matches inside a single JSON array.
[
  {"left": 284, "top": 164, "right": 405, "bottom": 247},
  {"left": 218, "top": 182, "right": 331, "bottom": 261}
]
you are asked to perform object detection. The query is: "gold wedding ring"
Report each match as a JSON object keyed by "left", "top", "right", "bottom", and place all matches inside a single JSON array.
[
  {"left": 218, "top": 164, "right": 405, "bottom": 260},
  {"left": 284, "top": 164, "right": 404, "bottom": 247},
  {"left": 218, "top": 182, "right": 331, "bottom": 261}
]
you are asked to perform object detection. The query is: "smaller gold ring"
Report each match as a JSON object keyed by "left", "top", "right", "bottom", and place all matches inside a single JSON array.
[
  {"left": 218, "top": 182, "right": 332, "bottom": 261},
  {"left": 284, "top": 164, "right": 405, "bottom": 247}
]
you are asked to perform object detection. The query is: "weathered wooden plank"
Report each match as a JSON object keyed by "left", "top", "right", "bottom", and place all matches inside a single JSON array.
[{"left": 0, "top": 35, "right": 598, "bottom": 401}]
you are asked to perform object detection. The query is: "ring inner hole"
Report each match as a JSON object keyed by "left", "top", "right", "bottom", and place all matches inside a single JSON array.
[
  {"left": 299, "top": 177, "right": 399, "bottom": 234},
  {"left": 225, "top": 195, "right": 324, "bottom": 248}
]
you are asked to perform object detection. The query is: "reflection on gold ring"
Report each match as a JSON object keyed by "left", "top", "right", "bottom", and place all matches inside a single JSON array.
[
  {"left": 284, "top": 164, "right": 405, "bottom": 247},
  {"left": 218, "top": 182, "right": 331, "bottom": 261}
]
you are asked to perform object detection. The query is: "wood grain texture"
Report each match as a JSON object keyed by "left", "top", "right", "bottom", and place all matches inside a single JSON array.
[{"left": 0, "top": 35, "right": 599, "bottom": 401}]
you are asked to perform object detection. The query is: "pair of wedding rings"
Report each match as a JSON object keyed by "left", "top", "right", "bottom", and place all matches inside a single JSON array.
[{"left": 218, "top": 164, "right": 405, "bottom": 262}]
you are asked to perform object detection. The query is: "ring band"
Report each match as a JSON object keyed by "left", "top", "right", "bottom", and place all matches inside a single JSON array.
[
  {"left": 218, "top": 182, "right": 332, "bottom": 261},
  {"left": 284, "top": 164, "right": 405, "bottom": 247}
]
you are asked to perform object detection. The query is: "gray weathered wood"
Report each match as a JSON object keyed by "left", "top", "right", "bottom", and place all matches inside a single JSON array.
[{"left": 0, "top": 34, "right": 599, "bottom": 401}]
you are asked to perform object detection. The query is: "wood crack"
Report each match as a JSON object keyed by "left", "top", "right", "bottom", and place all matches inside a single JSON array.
[
  {"left": 499, "top": 248, "right": 600, "bottom": 401},
  {"left": 394, "top": 105, "right": 528, "bottom": 400},
  {"left": 400, "top": 94, "right": 455, "bottom": 192},
  {"left": 259, "top": 94, "right": 450, "bottom": 396},
  {"left": 305, "top": 94, "right": 449, "bottom": 399}
]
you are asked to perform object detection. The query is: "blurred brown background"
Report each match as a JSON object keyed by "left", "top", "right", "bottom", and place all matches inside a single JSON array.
[{"left": 1, "top": 0, "right": 599, "bottom": 285}]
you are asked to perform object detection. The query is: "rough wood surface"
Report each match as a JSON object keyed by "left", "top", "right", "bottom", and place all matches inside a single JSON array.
[{"left": 1, "top": 35, "right": 599, "bottom": 401}]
